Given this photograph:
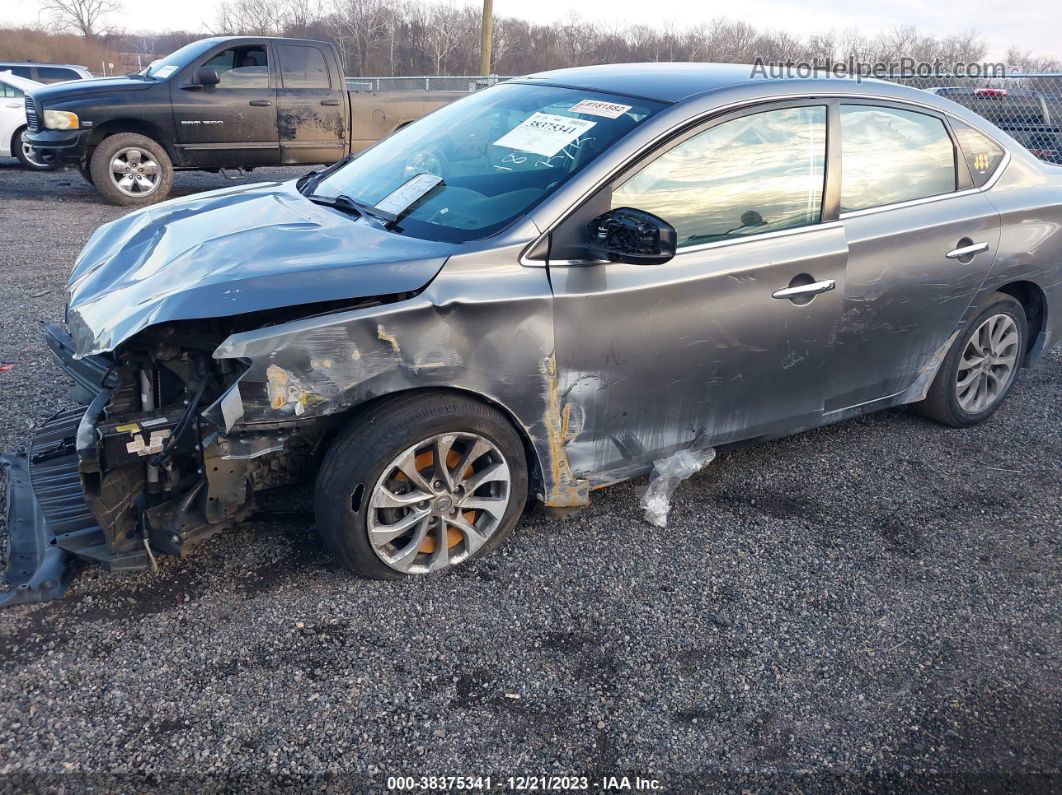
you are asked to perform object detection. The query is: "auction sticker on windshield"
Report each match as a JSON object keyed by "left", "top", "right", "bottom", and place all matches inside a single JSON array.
[
  {"left": 493, "top": 113, "right": 597, "bottom": 157},
  {"left": 569, "top": 99, "right": 632, "bottom": 118}
]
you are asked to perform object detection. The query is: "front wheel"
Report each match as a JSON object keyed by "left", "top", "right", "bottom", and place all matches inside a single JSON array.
[
  {"left": 89, "top": 132, "right": 173, "bottom": 206},
  {"left": 314, "top": 393, "right": 528, "bottom": 579},
  {"left": 916, "top": 292, "right": 1027, "bottom": 427},
  {"left": 13, "top": 127, "right": 55, "bottom": 171}
]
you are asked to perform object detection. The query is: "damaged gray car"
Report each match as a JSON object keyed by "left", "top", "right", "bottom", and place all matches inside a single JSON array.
[{"left": 4, "top": 64, "right": 1062, "bottom": 605}]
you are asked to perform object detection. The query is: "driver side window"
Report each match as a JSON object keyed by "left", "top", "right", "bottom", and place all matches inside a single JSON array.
[
  {"left": 202, "top": 46, "right": 269, "bottom": 89},
  {"left": 612, "top": 105, "right": 826, "bottom": 247}
]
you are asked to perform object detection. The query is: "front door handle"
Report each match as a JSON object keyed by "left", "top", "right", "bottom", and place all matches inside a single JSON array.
[
  {"left": 321, "top": 98, "right": 340, "bottom": 106},
  {"left": 772, "top": 279, "right": 836, "bottom": 300},
  {"left": 249, "top": 99, "right": 272, "bottom": 107},
  {"left": 946, "top": 241, "right": 989, "bottom": 259}
]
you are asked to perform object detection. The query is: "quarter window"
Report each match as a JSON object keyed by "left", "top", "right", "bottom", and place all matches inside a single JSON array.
[
  {"left": 840, "top": 105, "right": 956, "bottom": 212},
  {"left": 0, "top": 82, "right": 23, "bottom": 98},
  {"left": 611, "top": 106, "right": 826, "bottom": 247},
  {"left": 278, "top": 45, "right": 330, "bottom": 89},
  {"left": 950, "top": 120, "right": 1005, "bottom": 187}
]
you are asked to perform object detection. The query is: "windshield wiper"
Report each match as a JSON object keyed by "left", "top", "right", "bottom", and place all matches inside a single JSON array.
[{"left": 305, "top": 193, "right": 397, "bottom": 227}]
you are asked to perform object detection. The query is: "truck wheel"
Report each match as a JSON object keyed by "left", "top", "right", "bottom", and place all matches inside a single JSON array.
[
  {"left": 89, "top": 132, "right": 173, "bottom": 206},
  {"left": 314, "top": 393, "right": 528, "bottom": 580},
  {"left": 13, "top": 127, "right": 55, "bottom": 171}
]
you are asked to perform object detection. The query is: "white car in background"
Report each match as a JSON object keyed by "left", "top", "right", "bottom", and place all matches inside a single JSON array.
[{"left": 0, "top": 70, "right": 53, "bottom": 171}]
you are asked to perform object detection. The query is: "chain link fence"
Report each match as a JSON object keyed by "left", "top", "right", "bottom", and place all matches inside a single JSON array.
[{"left": 886, "top": 74, "right": 1062, "bottom": 163}]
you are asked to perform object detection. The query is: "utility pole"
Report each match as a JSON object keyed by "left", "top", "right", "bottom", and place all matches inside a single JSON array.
[{"left": 479, "top": 0, "right": 493, "bottom": 76}]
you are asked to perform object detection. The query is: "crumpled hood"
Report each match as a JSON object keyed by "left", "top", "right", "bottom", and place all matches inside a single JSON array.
[{"left": 66, "top": 180, "right": 455, "bottom": 357}]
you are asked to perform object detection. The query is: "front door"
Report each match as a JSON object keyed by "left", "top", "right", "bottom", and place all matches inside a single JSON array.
[
  {"left": 548, "top": 103, "right": 848, "bottom": 484},
  {"left": 171, "top": 42, "right": 278, "bottom": 167},
  {"left": 827, "top": 103, "right": 1002, "bottom": 412},
  {"left": 276, "top": 42, "right": 347, "bottom": 165}
]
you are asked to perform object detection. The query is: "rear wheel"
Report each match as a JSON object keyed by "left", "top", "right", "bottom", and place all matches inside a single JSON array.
[
  {"left": 12, "top": 127, "right": 55, "bottom": 171},
  {"left": 916, "top": 292, "right": 1027, "bottom": 427},
  {"left": 314, "top": 393, "right": 528, "bottom": 579},
  {"left": 89, "top": 132, "right": 173, "bottom": 206}
]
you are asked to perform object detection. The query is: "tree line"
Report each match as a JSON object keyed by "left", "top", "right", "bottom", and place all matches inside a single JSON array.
[{"left": 3, "top": 0, "right": 1060, "bottom": 78}]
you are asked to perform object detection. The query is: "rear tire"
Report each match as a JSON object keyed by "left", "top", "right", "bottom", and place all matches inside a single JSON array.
[
  {"left": 12, "top": 127, "right": 55, "bottom": 171},
  {"left": 916, "top": 292, "right": 1027, "bottom": 427},
  {"left": 89, "top": 132, "right": 173, "bottom": 206},
  {"left": 314, "top": 393, "right": 528, "bottom": 580}
]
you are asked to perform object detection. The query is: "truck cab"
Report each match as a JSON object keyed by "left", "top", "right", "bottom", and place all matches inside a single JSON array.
[{"left": 23, "top": 37, "right": 396, "bottom": 205}]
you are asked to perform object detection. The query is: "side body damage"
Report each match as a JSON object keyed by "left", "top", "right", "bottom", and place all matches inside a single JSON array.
[{"left": 5, "top": 67, "right": 1062, "bottom": 604}]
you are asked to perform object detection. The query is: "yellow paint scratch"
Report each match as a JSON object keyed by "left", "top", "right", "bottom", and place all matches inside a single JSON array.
[{"left": 376, "top": 324, "right": 401, "bottom": 354}]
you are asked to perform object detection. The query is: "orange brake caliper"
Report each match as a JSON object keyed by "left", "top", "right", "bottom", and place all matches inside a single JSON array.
[{"left": 393, "top": 450, "right": 476, "bottom": 554}]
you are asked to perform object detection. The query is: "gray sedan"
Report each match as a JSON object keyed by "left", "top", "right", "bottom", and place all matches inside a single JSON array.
[{"left": 4, "top": 63, "right": 1061, "bottom": 603}]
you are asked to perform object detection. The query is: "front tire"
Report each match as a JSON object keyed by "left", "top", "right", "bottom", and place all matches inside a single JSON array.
[
  {"left": 89, "top": 132, "right": 173, "bottom": 206},
  {"left": 12, "top": 127, "right": 55, "bottom": 171},
  {"left": 314, "top": 393, "right": 528, "bottom": 579},
  {"left": 916, "top": 292, "right": 1027, "bottom": 427}
]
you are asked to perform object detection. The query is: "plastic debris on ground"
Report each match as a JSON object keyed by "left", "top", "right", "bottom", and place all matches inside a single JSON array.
[{"left": 641, "top": 447, "right": 717, "bottom": 528}]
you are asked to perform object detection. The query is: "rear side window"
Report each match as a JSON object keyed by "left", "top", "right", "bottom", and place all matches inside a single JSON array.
[
  {"left": 278, "top": 46, "right": 330, "bottom": 89},
  {"left": 840, "top": 105, "right": 956, "bottom": 212},
  {"left": 612, "top": 105, "right": 827, "bottom": 247},
  {"left": 6, "top": 66, "right": 31, "bottom": 79},
  {"left": 950, "top": 120, "right": 1005, "bottom": 187},
  {"left": 36, "top": 66, "right": 78, "bottom": 82},
  {"left": 0, "top": 82, "right": 23, "bottom": 98}
]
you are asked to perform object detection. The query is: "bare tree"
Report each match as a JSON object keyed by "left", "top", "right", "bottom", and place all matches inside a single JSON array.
[{"left": 41, "top": 0, "right": 121, "bottom": 39}]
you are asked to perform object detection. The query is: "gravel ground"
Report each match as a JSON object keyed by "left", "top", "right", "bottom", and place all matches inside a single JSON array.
[{"left": 0, "top": 161, "right": 1059, "bottom": 792}]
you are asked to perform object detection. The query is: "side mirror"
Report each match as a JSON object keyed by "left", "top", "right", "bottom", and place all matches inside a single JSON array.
[
  {"left": 194, "top": 67, "right": 220, "bottom": 86},
  {"left": 587, "top": 207, "right": 676, "bottom": 266}
]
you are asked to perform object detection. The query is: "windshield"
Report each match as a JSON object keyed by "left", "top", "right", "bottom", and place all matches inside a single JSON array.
[
  {"left": 142, "top": 39, "right": 216, "bottom": 79},
  {"left": 313, "top": 83, "right": 665, "bottom": 242}
]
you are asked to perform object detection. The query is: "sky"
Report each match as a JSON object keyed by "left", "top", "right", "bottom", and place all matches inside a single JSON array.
[{"left": 1, "top": 0, "right": 1058, "bottom": 61}]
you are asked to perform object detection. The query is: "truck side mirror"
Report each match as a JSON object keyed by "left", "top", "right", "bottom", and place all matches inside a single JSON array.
[
  {"left": 587, "top": 208, "right": 677, "bottom": 266},
  {"left": 194, "top": 67, "right": 220, "bottom": 86}
]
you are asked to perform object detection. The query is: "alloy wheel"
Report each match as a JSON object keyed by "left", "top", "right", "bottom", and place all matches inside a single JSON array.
[
  {"left": 109, "top": 146, "right": 160, "bottom": 196},
  {"left": 955, "top": 313, "right": 1020, "bottom": 413},
  {"left": 20, "top": 132, "right": 48, "bottom": 168},
  {"left": 367, "top": 433, "right": 512, "bottom": 574}
]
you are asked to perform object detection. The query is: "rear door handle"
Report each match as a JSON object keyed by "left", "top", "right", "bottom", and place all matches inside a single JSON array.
[
  {"left": 321, "top": 98, "right": 340, "bottom": 106},
  {"left": 946, "top": 241, "right": 989, "bottom": 259},
  {"left": 249, "top": 99, "right": 272, "bottom": 107},
  {"left": 772, "top": 279, "right": 836, "bottom": 300}
]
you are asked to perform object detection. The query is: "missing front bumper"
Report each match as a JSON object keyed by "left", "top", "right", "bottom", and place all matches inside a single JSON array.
[{"left": 0, "top": 410, "right": 90, "bottom": 607}]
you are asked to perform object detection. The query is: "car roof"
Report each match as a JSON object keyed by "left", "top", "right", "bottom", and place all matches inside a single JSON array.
[
  {"left": 0, "top": 61, "right": 88, "bottom": 70},
  {"left": 515, "top": 62, "right": 939, "bottom": 106}
]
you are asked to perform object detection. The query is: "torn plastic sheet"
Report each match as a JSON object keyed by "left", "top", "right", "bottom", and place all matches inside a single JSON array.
[{"left": 641, "top": 447, "right": 716, "bottom": 528}]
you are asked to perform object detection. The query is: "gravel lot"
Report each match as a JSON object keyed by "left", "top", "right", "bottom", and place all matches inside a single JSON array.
[{"left": 0, "top": 161, "right": 1059, "bottom": 791}]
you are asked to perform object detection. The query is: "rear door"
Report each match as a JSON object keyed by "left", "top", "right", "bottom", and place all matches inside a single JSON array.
[
  {"left": 170, "top": 42, "right": 278, "bottom": 167},
  {"left": 827, "top": 102, "right": 1001, "bottom": 411},
  {"left": 276, "top": 43, "right": 347, "bottom": 165}
]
